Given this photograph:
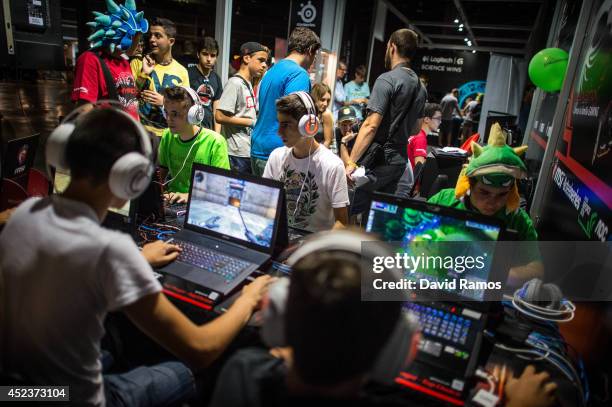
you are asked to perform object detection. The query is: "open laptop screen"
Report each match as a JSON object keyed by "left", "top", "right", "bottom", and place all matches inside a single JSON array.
[
  {"left": 365, "top": 194, "right": 503, "bottom": 302},
  {"left": 186, "top": 165, "right": 282, "bottom": 251}
]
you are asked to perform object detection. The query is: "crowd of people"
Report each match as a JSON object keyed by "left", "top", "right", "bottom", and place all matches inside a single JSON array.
[{"left": 0, "top": 1, "right": 558, "bottom": 406}]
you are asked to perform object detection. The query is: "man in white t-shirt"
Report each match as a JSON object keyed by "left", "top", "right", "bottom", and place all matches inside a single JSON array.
[
  {"left": 0, "top": 107, "right": 272, "bottom": 406},
  {"left": 263, "top": 93, "right": 349, "bottom": 232}
]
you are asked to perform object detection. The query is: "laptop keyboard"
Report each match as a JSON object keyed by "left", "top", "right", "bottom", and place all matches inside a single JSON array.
[
  {"left": 177, "top": 240, "right": 251, "bottom": 282},
  {"left": 405, "top": 303, "right": 470, "bottom": 345}
]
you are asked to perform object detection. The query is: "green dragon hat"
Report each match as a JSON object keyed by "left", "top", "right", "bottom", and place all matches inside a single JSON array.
[
  {"left": 455, "top": 123, "right": 528, "bottom": 212},
  {"left": 87, "top": 0, "right": 148, "bottom": 54}
]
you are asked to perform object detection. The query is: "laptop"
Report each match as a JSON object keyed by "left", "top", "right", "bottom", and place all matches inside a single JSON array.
[
  {"left": 52, "top": 169, "right": 137, "bottom": 236},
  {"left": 365, "top": 193, "right": 507, "bottom": 404},
  {"left": 159, "top": 164, "right": 284, "bottom": 298},
  {"left": 2, "top": 134, "right": 40, "bottom": 181}
]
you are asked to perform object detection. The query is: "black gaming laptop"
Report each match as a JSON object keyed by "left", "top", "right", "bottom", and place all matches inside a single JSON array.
[
  {"left": 159, "top": 164, "right": 284, "bottom": 298},
  {"left": 365, "top": 193, "right": 508, "bottom": 404}
]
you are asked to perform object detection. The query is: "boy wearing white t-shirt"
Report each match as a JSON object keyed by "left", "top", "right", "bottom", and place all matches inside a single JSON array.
[
  {"left": 0, "top": 108, "right": 272, "bottom": 406},
  {"left": 263, "top": 93, "right": 349, "bottom": 231}
]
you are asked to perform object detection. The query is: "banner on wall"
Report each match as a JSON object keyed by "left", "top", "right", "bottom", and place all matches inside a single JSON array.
[
  {"left": 288, "top": 0, "right": 323, "bottom": 37},
  {"left": 413, "top": 49, "right": 489, "bottom": 103},
  {"left": 526, "top": 0, "right": 583, "bottom": 171},
  {"left": 539, "top": 0, "right": 611, "bottom": 241}
]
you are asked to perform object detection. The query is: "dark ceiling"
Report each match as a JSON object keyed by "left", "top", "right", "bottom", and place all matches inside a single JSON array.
[{"left": 386, "top": 0, "right": 553, "bottom": 56}]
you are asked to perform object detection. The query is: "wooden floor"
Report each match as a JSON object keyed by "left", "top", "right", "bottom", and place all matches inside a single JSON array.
[{"left": 1, "top": 80, "right": 74, "bottom": 171}]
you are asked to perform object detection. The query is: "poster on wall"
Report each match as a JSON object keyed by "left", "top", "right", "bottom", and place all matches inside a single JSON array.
[
  {"left": 526, "top": 0, "right": 583, "bottom": 177},
  {"left": 539, "top": 0, "right": 611, "bottom": 241},
  {"left": 288, "top": 0, "right": 323, "bottom": 37},
  {"left": 413, "top": 49, "right": 490, "bottom": 104}
]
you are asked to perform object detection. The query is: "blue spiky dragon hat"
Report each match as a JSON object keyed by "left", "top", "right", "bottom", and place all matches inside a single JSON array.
[{"left": 87, "top": 0, "right": 149, "bottom": 54}]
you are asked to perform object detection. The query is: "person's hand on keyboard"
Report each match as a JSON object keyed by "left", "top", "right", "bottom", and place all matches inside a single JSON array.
[
  {"left": 505, "top": 365, "right": 558, "bottom": 407},
  {"left": 141, "top": 240, "right": 182, "bottom": 268},
  {"left": 164, "top": 192, "right": 189, "bottom": 204},
  {"left": 237, "top": 275, "right": 276, "bottom": 311}
]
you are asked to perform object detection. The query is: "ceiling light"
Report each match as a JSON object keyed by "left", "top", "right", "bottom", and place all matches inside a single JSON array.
[
  {"left": 458, "top": 27, "right": 463, "bottom": 31},
  {"left": 464, "top": 37, "right": 468, "bottom": 42},
  {"left": 467, "top": 41, "right": 472, "bottom": 46},
  {"left": 459, "top": 24, "right": 464, "bottom": 28},
  {"left": 454, "top": 18, "right": 459, "bottom": 23},
  {"left": 472, "top": 50, "right": 476, "bottom": 53}
]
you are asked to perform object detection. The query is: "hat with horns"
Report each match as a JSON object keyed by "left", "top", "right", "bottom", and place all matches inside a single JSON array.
[{"left": 87, "top": 0, "right": 149, "bottom": 53}]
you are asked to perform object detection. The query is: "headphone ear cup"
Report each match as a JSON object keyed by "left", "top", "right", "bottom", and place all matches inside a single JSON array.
[
  {"left": 109, "top": 152, "right": 153, "bottom": 200},
  {"left": 521, "top": 278, "right": 542, "bottom": 303},
  {"left": 370, "top": 311, "right": 419, "bottom": 385},
  {"left": 187, "top": 105, "right": 205, "bottom": 125},
  {"left": 46, "top": 123, "right": 75, "bottom": 170},
  {"left": 260, "top": 278, "right": 290, "bottom": 348},
  {"left": 298, "top": 114, "right": 320, "bottom": 137},
  {"left": 542, "top": 283, "right": 563, "bottom": 310}
]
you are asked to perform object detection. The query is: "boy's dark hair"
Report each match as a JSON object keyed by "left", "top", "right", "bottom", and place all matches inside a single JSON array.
[
  {"left": 286, "top": 251, "right": 402, "bottom": 386},
  {"left": 355, "top": 65, "right": 367, "bottom": 77},
  {"left": 65, "top": 109, "right": 141, "bottom": 185},
  {"left": 163, "top": 86, "right": 194, "bottom": 107},
  {"left": 197, "top": 36, "right": 219, "bottom": 55},
  {"left": 423, "top": 103, "right": 441, "bottom": 119},
  {"left": 287, "top": 27, "right": 321, "bottom": 55},
  {"left": 150, "top": 17, "right": 177, "bottom": 39},
  {"left": 389, "top": 28, "right": 419, "bottom": 60},
  {"left": 276, "top": 94, "right": 308, "bottom": 122}
]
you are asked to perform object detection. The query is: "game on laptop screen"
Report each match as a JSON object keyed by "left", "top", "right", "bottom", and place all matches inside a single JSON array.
[
  {"left": 365, "top": 199, "right": 501, "bottom": 301},
  {"left": 187, "top": 169, "right": 280, "bottom": 249},
  {"left": 53, "top": 170, "right": 130, "bottom": 217}
]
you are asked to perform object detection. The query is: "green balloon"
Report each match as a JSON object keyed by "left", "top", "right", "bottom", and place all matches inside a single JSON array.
[{"left": 528, "top": 48, "right": 569, "bottom": 92}]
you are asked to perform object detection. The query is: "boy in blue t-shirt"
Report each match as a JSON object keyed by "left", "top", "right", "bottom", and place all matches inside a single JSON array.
[{"left": 250, "top": 27, "right": 321, "bottom": 176}]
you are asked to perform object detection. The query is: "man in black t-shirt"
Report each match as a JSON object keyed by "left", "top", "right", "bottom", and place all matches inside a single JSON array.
[
  {"left": 345, "top": 29, "right": 427, "bottom": 216},
  {"left": 188, "top": 36, "right": 223, "bottom": 132}
]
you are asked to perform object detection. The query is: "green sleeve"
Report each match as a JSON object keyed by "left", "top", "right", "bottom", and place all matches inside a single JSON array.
[
  {"left": 509, "top": 209, "right": 541, "bottom": 264},
  {"left": 211, "top": 136, "right": 231, "bottom": 170},
  {"left": 158, "top": 130, "right": 170, "bottom": 168},
  {"left": 427, "top": 188, "right": 456, "bottom": 206}
]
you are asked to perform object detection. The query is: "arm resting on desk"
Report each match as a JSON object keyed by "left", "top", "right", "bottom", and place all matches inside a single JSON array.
[
  {"left": 508, "top": 260, "right": 544, "bottom": 287},
  {"left": 123, "top": 275, "right": 272, "bottom": 370}
]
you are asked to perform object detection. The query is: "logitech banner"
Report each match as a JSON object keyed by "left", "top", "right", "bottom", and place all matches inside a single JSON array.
[{"left": 413, "top": 49, "right": 490, "bottom": 105}]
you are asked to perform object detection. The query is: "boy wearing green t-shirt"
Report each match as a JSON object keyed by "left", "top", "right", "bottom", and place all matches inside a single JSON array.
[
  {"left": 428, "top": 123, "right": 542, "bottom": 287},
  {"left": 159, "top": 86, "right": 230, "bottom": 203}
]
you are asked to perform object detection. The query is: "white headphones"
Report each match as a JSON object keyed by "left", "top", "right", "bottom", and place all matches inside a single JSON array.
[
  {"left": 46, "top": 101, "right": 153, "bottom": 200},
  {"left": 292, "top": 91, "right": 320, "bottom": 138},
  {"left": 162, "top": 86, "right": 205, "bottom": 125},
  {"left": 261, "top": 230, "right": 419, "bottom": 385}
]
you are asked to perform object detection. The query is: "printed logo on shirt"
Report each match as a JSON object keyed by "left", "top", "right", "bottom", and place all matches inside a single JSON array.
[
  {"left": 246, "top": 95, "right": 256, "bottom": 109},
  {"left": 116, "top": 71, "right": 138, "bottom": 114},
  {"left": 196, "top": 81, "right": 215, "bottom": 107},
  {"left": 281, "top": 166, "right": 319, "bottom": 229},
  {"left": 73, "top": 86, "right": 89, "bottom": 94}
]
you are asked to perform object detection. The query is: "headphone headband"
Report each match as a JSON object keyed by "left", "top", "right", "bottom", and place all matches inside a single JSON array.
[
  {"left": 180, "top": 85, "right": 202, "bottom": 107},
  {"left": 293, "top": 91, "right": 317, "bottom": 117}
]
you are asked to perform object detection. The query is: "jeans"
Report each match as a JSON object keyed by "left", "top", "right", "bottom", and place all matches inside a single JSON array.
[
  {"left": 104, "top": 361, "right": 196, "bottom": 407},
  {"left": 229, "top": 155, "right": 252, "bottom": 175},
  {"left": 350, "top": 163, "right": 406, "bottom": 216},
  {"left": 251, "top": 157, "right": 268, "bottom": 177}
]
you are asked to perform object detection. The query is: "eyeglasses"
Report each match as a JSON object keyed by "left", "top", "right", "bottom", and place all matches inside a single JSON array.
[{"left": 431, "top": 116, "right": 442, "bottom": 121}]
